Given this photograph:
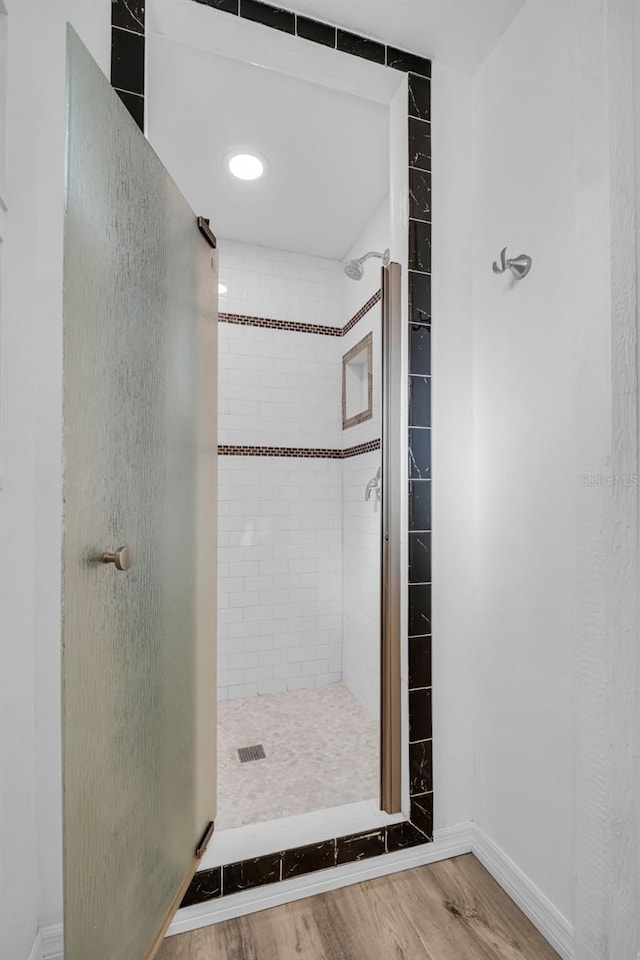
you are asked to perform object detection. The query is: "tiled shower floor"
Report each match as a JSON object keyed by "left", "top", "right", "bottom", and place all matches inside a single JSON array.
[{"left": 216, "top": 683, "right": 379, "bottom": 831}]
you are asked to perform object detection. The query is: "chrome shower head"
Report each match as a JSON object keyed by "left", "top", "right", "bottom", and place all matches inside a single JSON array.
[{"left": 343, "top": 248, "right": 390, "bottom": 281}]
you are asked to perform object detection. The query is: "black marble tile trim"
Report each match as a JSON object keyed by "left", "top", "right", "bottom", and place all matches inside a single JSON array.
[
  {"left": 240, "top": 0, "right": 295, "bottom": 33},
  {"left": 296, "top": 14, "right": 336, "bottom": 48},
  {"left": 181, "top": 820, "right": 432, "bottom": 906},
  {"left": 409, "top": 687, "right": 432, "bottom": 743},
  {"left": 409, "top": 167, "right": 432, "bottom": 223},
  {"left": 223, "top": 853, "right": 281, "bottom": 895},
  {"left": 408, "top": 73, "right": 431, "bottom": 122},
  {"left": 409, "top": 738, "right": 433, "bottom": 797},
  {"left": 114, "top": 89, "right": 144, "bottom": 130},
  {"left": 111, "top": 0, "right": 145, "bottom": 34},
  {"left": 409, "top": 271, "right": 431, "bottom": 326},
  {"left": 337, "top": 29, "right": 385, "bottom": 64},
  {"left": 409, "top": 117, "right": 431, "bottom": 172},
  {"left": 409, "top": 634, "right": 432, "bottom": 690},
  {"left": 180, "top": 866, "right": 222, "bottom": 907},
  {"left": 409, "top": 532, "right": 431, "bottom": 585},
  {"left": 194, "top": 0, "right": 239, "bottom": 11},
  {"left": 336, "top": 829, "right": 386, "bottom": 865},
  {"left": 111, "top": 25, "right": 145, "bottom": 96},
  {"left": 410, "top": 793, "right": 434, "bottom": 839},
  {"left": 386, "top": 46, "right": 431, "bottom": 78},
  {"left": 409, "top": 375, "right": 431, "bottom": 428},
  {"left": 190, "top": 0, "right": 431, "bottom": 84},
  {"left": 409, "top": 583, "right": 432, "bottom": 638},
  {"left": 386, "top": 820, "right": 429, "bottom": 852},
  {"left": 282, "top": 839, "right": 336, "bottom": 879},
  {"left": 409, "top": 479, "right": 432, "bottom": 532},
  {"left": 409, "top": 220, "right": 432, "bottom": 275}
]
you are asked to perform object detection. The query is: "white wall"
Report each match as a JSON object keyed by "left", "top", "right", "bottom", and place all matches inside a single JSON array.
[
  {"left": 0, "top": 1, "right": 110, "bottom": 952},
  {"left": 430, "top": 61, "right": 475, "bottom": 833},
  {"left": 470, "top": 0, "right": 576, "bottom": 926}
]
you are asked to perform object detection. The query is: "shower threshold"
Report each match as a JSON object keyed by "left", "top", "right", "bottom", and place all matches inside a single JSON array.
[{"left": 199, "top": 800, "right": 405, "bottom": 871}]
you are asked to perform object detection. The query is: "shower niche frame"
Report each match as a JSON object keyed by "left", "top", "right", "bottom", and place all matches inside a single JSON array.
[{"left": 112, "top": 0, "right": 432, "bottom": 911}]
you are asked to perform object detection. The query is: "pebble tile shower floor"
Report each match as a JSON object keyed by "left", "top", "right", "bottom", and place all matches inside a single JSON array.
[{"left": 217, "top": 683, "right": 379, "bottom": 830}]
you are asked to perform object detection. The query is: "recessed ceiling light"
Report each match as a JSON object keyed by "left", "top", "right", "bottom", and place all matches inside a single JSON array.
[
  {"left": 227, "top": 151, "right": 266, "bottom": 181},
  {"left": 218, "top": 282, "right": 228, "bottom": 295}
]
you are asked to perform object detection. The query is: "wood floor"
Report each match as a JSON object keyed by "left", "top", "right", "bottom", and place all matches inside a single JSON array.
[{"left": 157, "top": 854, "right": 559, "bottom": 960}]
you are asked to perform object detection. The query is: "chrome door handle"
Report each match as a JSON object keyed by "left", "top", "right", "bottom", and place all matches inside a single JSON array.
[{"left": 102, "top": 545, "right": 132, "bottom": 571}]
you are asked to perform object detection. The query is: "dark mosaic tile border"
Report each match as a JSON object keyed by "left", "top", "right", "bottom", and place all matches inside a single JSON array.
[
  {"left": 111, "top": 0, "right": 432, "bottom": 909},
  {"left": 218, "top": 438, "right": 380, "bottom": 459},
  {"left": 219, "top": 289, "right": 382, "bottom": 337}
]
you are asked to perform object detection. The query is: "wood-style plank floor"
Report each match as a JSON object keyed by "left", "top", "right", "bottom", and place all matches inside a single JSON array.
[{"left": 157, "top": 854, "right": 559, "bottom": 960}]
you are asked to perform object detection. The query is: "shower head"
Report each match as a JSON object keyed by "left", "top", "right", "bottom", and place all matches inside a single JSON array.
[{"left": 343, "top": 248, "right": 390, "bottom": 281}]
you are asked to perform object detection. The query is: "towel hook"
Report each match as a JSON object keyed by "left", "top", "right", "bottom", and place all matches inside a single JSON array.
[{"left": 492, "top": 246, "right": 532, "bottom": 280}]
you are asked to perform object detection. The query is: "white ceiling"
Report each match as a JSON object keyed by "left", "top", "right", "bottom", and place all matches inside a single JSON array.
[
  {"left": 278, "top": 0, "right": 526, "bottom": 74},
  {"left": 147, "top": 36, "right": 389, "bottom": 260}
]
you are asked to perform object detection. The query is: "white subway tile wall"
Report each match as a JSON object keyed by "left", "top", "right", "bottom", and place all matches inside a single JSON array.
[
  {"left": 218, "top": 240, "right": 343, "bottom": 327},
  {"left": 217, "top": 220, "right": 386, "bottom": 709}
]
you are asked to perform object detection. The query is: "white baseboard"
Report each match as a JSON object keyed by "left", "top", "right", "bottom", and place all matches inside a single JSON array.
[
  {"left": 28, "top": 930, "right": 43, "bottom": 960},
  {"left": 472, "top": 825, "right": 574, "bottom": 960},
  {"left": 40, "top": 923, "right": 63, "bottom": 960},
  {"left": 167, "top": 821, "right": 474, "bottom": 937},
  {"left": 39, "top": 821, "right": 576, "bottom": 960}
]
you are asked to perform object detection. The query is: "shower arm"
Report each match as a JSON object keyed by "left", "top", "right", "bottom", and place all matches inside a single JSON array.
[{"left": 359, "top": 251, "right": 384, "bottom": 264}]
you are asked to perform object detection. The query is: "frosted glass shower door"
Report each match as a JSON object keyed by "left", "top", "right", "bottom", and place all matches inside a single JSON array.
[{"left": 62, "top": 29, "right": 217, "bottom": 960}]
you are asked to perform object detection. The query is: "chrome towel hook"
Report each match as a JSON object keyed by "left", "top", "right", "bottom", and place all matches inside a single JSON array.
[{"left": 492, "top": 246, "right": 532, "bottom": 280}]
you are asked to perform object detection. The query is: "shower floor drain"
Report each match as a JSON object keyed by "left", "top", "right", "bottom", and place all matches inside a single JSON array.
[{"left": 238, "top": 744, "right": 266, "bottom": 763}]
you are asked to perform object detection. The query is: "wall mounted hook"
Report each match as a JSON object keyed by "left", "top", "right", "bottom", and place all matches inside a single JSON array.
[{"left": 492, "top": 247, "right": 532, "bottom": 280}]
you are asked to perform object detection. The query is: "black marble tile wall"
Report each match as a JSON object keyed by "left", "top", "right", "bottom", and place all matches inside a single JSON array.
[{"left": 111, "top": 0, "right": 145, "bottom": 130}]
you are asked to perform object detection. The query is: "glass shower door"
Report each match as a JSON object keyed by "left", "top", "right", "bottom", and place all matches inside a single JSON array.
[{"left": 62, "top": 29, "right": 217, "bottom": 960}]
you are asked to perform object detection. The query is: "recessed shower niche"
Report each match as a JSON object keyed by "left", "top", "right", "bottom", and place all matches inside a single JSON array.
[
  {"left": 343, "top": 333, "right": 373, "bottom": 430},
  {"left": 142, "top": 0, "right": 431, "bottom": 884}
]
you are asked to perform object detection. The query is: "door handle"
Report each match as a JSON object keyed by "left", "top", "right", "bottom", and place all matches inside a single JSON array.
[{"left": 102, "top": 546, "right": 132, "bottom": 571}]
